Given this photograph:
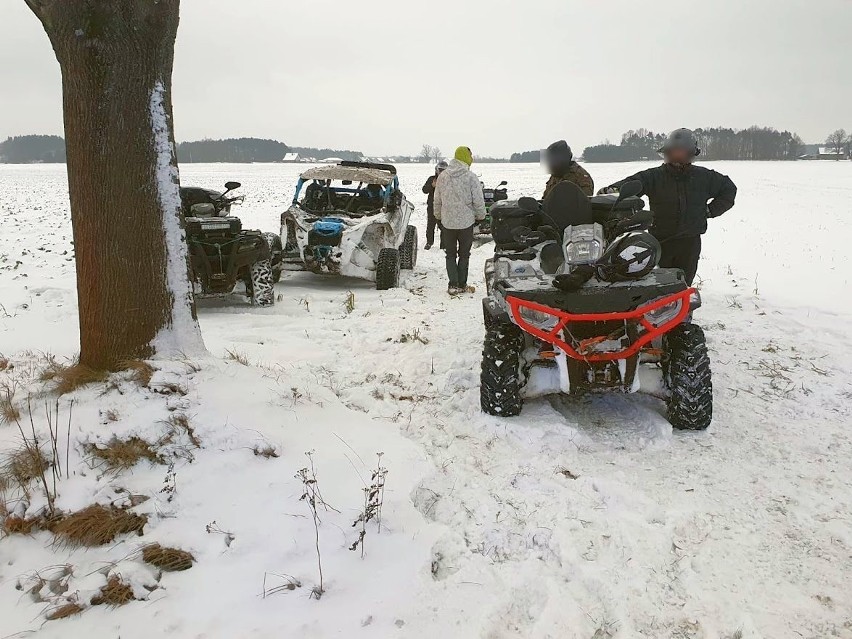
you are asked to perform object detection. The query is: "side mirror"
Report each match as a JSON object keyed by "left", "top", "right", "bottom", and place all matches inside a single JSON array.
[
  {"left": 615, "top": 179, "right": 642, "bottom": 203},
  {"left": 224, "top": 181, "right": 241, "bottom": 192},
  {"left": 498, "top": 181, "right": 508, "bottom": 187},
  {"left": 190, "top": 202, "right": 216, "bottom": 217},
  {"left": 518, "top": 197, "right": 540, "bottom": 213}
]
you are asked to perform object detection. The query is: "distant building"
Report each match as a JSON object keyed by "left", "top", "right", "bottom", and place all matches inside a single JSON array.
[
  {"left": 797, "top": 144, "right": 848, "bottom": 160},
  {"left": 817, "top": 146, "right": 848, "bottom": 160},
  {"left": 282, "top": 152, "right": 300, "bottom": 162},
  {"left": 319, "top": 157, "right": 343, "bottom": 163}
]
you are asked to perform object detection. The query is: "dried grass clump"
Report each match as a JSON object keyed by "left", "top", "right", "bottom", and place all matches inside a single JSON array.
[
  {"left": 0, "top": 355, "right": 10, "bottom": 371},
  {"left": 52, "top": 505, "right": 147, "bottom": 547},
  {"left": 253, "top": 444, "right": 280, "bottom": 459},
  {"left": 91, "top": 575, "right": 135, "bottom": 607},
  {"left": 2, "top": 515, "right": 41, "bottom": 536},
  {"left": 38, "top": 356, "right": 65, "bottom": 383},
  {"left": 119, "top": 360, "right": 155, "bottom": 387},
  {"left": 1, "top": 383, "right": 20, "bottom": 424},
  {"left": 225, "top": 349, "right": 251, "bottom": 366},
  {"left": 86, "top": 437, "right": 162, "bottom": 472},
  {"left": 46, "top": 602, "right": 85, "bottom": 621},
  {"left": 142, "top": 543, "right": 194, "bottom": 572},
  {"left": 164, "top": 413, "right": 200, "bottom": 448},
  {"left": 42, "top": 362, "right": 108, "bottom": 395},
  {"left": 1, "top": 445, "right": 50, "bottom": 489}
]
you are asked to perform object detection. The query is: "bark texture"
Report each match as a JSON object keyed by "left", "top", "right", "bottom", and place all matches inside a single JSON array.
[{"left": 25, "top": 0, "right": 204, "bottom": 369}]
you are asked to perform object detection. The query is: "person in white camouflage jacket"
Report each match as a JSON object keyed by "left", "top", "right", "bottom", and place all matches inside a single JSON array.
[{"left": 434, "top": 146, "right": 486, "bottom": 295}]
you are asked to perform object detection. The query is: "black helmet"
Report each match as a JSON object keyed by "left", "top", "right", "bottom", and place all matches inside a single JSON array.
[
  {"left": 544, "top": 140, "right": 574, "bottom": 175},
  {"left": 595, "top": 231, "right": 661, "bottom": 282},
  {"left": 659, "top": 128, "right": 700, "bottom": 157}
]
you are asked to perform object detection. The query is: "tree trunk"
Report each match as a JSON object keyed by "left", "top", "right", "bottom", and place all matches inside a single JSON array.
[{"left": 25, "top": 0, "right": 205, "bottom": 370}]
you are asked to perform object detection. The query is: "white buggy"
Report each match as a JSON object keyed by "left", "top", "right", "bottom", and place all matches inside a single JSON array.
[{"left": 279, "top": 161, "right": 417, "bottom": 289}]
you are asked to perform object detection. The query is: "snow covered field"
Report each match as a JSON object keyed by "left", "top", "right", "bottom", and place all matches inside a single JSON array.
[{"left": 1, "top": 161, "right": 851, "bottom": 638}]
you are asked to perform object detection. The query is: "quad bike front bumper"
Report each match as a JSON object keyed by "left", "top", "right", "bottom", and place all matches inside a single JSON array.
[{"left": 505, "top": 287, "right": 696, "bottom": 362}]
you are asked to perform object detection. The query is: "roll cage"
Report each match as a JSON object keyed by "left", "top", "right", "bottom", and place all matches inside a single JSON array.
[{"left": 291, "top": 162, "right": 401, "bottom": 213}]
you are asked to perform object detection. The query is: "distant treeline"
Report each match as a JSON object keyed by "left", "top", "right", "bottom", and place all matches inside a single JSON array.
[
  {"left": 176, "top": 138, "right": 363, "bottom": 163},
  {"left": 289, "top": 146, "right": 363, "bottom": 162},
  {"left": 0, "top": 135, "right": 66, "bottom": 163},
  {"left": 510, "top": 149, "right": 540, "bottom": 163},
  {"left": 177, "top": 138, "right": 287, "bottom": 163},
  {"left": 0, "top": 135, "right": 363, "bottom": 164},
  {"left": 582, "top": 127, "right": 804, "bottom": 162}
]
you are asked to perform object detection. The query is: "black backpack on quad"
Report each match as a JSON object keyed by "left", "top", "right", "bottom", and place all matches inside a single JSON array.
[
  {"left": 480, "top": 181, "right": 712, "bottom": 431},
  {"left": 181, "top": 182, "right": 282, "bottom": 307},
  {"left": 474, "top": 180, "right": 509, "bottom": 237}
]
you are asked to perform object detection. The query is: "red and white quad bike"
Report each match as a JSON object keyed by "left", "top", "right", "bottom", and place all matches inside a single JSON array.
[{"left": 481, "top": 181, "right": 712, "bottom": 431}]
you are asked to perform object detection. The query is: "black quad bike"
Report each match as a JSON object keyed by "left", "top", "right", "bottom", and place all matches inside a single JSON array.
[
  {"left": 180, "top": 182, "right": 282, "bottom": 307},
  {"left": 480, "top": 181, "right": 712, "bottom": 430},
  {"left": 474, "top": 180, "right": 509, "bottom": 237}
]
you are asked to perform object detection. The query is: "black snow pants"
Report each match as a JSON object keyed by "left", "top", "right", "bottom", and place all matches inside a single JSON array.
[
  {"left": 426, "top": 210, "right": 442, "bottom": 247},
  {"left": 659, "top": 235, "right": 702, "bottom": 286},
  {"left": 443, "top": 225, "right": 474, "bottom": 288}
]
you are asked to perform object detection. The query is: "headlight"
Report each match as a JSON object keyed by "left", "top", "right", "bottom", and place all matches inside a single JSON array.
[
  {"left": 518, "top": 306, "right": 559, "bottom": 330},
  {"left": 645, "top": 298, "right": 683, "bottom": 326},
  {"left": 566, "top": 240, "right": 603, "bottom": 264},
  {"left": 564, "top": 224, "right": 604, "bottom": 265},
  {"left": 495, "top": 259, "right": 510, "bottom": 280}
]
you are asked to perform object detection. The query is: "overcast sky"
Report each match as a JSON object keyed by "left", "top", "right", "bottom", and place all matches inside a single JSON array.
[{"left": 1, "top": 0, "right": 849, "bottom": 157}]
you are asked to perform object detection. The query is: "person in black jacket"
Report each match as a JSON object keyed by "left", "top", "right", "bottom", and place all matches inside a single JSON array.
[
  {"left": 601, "top": 128, "right": 737, "bottom": 285},
  {"left": 422, "top": 160, "right": 447, "bottom": 249}
]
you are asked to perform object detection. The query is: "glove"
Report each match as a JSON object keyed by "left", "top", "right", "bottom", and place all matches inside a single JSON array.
[
  {"left": 554, "top": 266, "right": 595, "bottom": 292},
  {"left": 596, "top": 186, "right": 619, "bottom": 195}
]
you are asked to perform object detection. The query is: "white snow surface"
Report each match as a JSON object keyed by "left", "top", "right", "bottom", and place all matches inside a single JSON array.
[
  {"left": 0, "top": 162, "right": 851, "bottom": 638},
  {"left": 148, "top": 81, "right": 206, "bottom": 358}
]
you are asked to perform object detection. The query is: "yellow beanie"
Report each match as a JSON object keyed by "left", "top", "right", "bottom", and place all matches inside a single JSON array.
[{"left": 454, "top": 146, "right": 473, "bottom": 166}]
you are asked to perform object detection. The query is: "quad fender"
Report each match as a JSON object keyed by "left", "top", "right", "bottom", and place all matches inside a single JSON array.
[{"left": 483, "top": 297, "right": 512, "bottom": 328}]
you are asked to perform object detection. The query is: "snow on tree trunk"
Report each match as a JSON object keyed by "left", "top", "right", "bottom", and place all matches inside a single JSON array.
[
  {"left": 24, "top": 0, "right": 205, "bottom": 370},
  {"left": 149, "top": 80, "right": 205, "bottom": 357}
]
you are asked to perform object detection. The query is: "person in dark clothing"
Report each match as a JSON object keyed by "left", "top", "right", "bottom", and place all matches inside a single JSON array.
[
  {"left": 422, "top": 160, "right": 448, "bottom": 249},
  {"left": 601, "top": 128, "right": 737, "bottom": 285},
  {"left": 543, "top": 140, "right": 594, "bottom": 198}
]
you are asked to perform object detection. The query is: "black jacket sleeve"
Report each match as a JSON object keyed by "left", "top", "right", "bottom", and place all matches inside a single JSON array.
[
  {"left": 606, "top": 168, "right": 654, "bottom": 196},
  {"left": 706, "top": 171, "right": 737, "bottom": 218},
  {"left": 422, "top": 176, "right": 435, "bottom": 195}
]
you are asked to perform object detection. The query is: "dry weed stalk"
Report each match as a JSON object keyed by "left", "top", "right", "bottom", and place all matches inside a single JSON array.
[
  {"left": 350, "top": 452, "right": 388, "bottom": 558},
  {"left": 296, "top": 452, "right": 330, "bottom": 598},
  {"left": 206, "top": 521, "right": 236, "bottom": 547},
  {"left": 344, "top": 291, "right": 356, "bottom": 314},
  {"left": 262, "top": 572, "right": 302, "bottom": 598}
]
